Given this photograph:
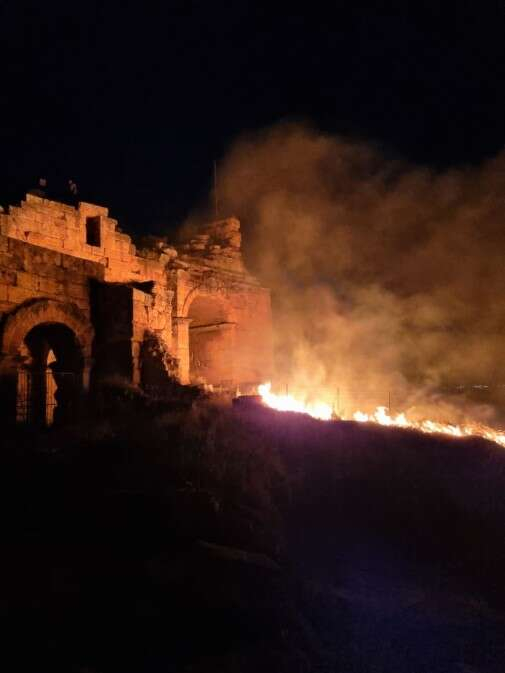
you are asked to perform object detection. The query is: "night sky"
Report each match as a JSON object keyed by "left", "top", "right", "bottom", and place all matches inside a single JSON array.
[{"left": 2, "top": 2, "right": 505, "bottom": 236}]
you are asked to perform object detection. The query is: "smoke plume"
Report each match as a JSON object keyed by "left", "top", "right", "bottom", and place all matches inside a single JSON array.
[{"left": 202, "top": 124, "right": 505, "bottom": 422}]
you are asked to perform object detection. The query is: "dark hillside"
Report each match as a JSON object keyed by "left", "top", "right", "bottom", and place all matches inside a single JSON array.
[{"left": 2, "top": 400, "right": 505, "bottom": 672}]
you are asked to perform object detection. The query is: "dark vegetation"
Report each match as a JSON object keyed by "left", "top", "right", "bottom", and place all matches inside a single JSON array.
[{"left": 2, "top": 387, "right": 505, "bottom": 672}]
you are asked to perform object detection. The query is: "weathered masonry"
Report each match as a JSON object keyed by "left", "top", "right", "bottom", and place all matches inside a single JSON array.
[{"left": 0, "top": 194, "right": 273, "bottom": 423}]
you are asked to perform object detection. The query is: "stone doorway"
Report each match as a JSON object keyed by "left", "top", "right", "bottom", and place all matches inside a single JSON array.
[
  {"left": 17, "top": 323, "right": 83, "bottom": 425},
  {"left": 187, "top": 296, "right": 236, "bottom": 388}
]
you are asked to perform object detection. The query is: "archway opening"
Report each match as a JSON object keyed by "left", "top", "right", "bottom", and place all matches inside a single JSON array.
[
  {"left": 17, "top": 322, "right": 84, "bottom": 425},
  {"left": 187, "top": 296, "right": 235, "bottom": 388}
]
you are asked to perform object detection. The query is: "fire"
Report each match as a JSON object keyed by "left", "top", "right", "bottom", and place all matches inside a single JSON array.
[
  {"left": 257, "top": 382, "right": 333, "bottom": 421},
  {"left": 352, "top": 406, "right": 505, "bottom": 447},
  {"left": 256, "top": 382, "right": 505, "bottom": 448}
]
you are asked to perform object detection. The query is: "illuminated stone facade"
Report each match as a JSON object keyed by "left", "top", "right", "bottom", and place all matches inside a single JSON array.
[{"left": 0, "top": 194, "right": 272, "bottom": 422}]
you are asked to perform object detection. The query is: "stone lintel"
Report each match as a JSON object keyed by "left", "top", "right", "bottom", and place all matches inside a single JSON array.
[{"left": 189, "top": 321, "right": 237, "bottom": 334}]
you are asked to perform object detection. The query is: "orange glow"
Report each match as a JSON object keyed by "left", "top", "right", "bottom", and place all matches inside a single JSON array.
[
  {"left": 257, "top": 382, "right": 333, "bottom": 420},
  {"left": 256, "top": 383, "right": 505, "bottom": 448}
]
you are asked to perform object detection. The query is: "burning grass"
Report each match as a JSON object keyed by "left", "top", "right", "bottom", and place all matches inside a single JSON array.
[{"left": 256, "top": 381, "right": 505, "bottom": 448}]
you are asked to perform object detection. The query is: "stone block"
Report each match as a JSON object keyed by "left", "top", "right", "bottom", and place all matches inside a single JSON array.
[
  {"left": 7, "top": 285, "right": 31, "bottom": 304},
  {"left": 78, "top": 202, "right": 109, "bottom": 218},
  {"left": 37, "top": 277, "right": 62, "bottom": 295},
  {"left": 0, "top": 269, "right": 17, "bottom": 285},
  {"left": 61, "top": 255, "right": 82, "bottom": 271},
  {"left": 4, "top": 250, "right": 25, "bottom": 271},
  {"left": 16, "top": 271, "right": 37, "bottom": 291},
  {"left": 67, "top": 282, "right": 88, "bottom": 301}
]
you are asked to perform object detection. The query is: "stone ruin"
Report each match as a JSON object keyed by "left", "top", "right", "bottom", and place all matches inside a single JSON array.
[{"left": 0, "top": 194, "right": 273, "bottom": 424}]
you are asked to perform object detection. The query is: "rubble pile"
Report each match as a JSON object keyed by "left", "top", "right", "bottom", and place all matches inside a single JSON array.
[{"left": 180, "top": 218, "right": 244, "bottom": 272}]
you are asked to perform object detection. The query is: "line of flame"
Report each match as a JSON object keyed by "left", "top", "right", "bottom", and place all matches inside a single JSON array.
[
  {"left": 257, "top": 382, "right": 333, "bottom": 420},
  {"left": 256, "top": 382, "right": 505, "bottom": 448}
]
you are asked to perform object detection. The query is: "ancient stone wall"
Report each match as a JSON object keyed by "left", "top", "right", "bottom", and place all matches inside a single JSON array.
[
  {"left": 0, "top": 195, "right": 132, "bottom": 277},
  {"left": 0, "top": 234, "right": 104, "bottom": 418},
  {"left": 168, "top": 219, "right": 273, "bottom": 389},
  {"left": 0, "top": 233, "right": 103, "bottom": 326},
  {"left": 0, "top": 193, "right": 171, "bottom": 319},
  {"left": 0, "top": 193, "right": 273, "bottom": 422},
  {"left": 0, "top": 195, "right": 174, "bottom": 373}
]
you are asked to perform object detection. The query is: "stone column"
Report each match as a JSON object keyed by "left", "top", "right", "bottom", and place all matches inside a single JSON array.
[
  {"left": 82, "top": 356, "right": 93, "bottom": 390},
  {"left": 172, "top": 316, "right": 192, "bottom": 384}
]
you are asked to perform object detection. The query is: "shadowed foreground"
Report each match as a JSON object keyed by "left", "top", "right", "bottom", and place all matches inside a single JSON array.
[{"left": 1, "top": 396, "right": 505, "bottom": 672}]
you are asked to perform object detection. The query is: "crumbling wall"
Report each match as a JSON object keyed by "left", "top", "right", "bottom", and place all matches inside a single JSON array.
[
  {"left": 168, "top": 219, "right": 273, "bottom": 389},
  {"left": 0, "top": 197, "right": 273, "bottom": 416},
  {"left": 0, "top": 195, "right": 175, "bottom": 378},
  {"left": 178, "top": 217, "right": 244, "bottom": 273},
  {"left": 0, "top": 195, "right": 132, "bottom": 273},
  {"left": 0, "top": 193, "right": 171, "bottom": 289}
]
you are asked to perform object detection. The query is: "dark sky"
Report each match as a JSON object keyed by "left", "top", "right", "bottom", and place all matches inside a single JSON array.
[{"left": 2, "top": 2, "right": 505, "bottom": 236}]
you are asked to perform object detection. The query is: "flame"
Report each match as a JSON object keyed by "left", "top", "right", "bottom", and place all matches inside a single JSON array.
[
  {"left": 257, "top": 382, "right": 333, "bottom": 420},
  {"left": 256, "top": 382, "right": 505, "bottom": 448}
]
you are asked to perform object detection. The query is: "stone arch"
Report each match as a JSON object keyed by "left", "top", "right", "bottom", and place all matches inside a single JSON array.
[
  {"left": 21, "top": 322, "right": 85, "bottom": 425},
  {"left": 0, "top": 300, "right": 94, "bottom": 423},
  {"left": 1, "top": 298, "right": 93, "bottom": 363},
  {"left": 186, "top": 292, "right": 229, "bottom": 326},
  {"left": 185, "top": 292, "right": 236, "bottom": 388},
  {"left": 181, "top": 280, "right": 233, "bottom": 320}
]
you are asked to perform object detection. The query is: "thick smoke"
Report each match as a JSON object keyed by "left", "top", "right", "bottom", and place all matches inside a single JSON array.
[{"left": 203, "top": 124, "right": 505, "bottom": 422}]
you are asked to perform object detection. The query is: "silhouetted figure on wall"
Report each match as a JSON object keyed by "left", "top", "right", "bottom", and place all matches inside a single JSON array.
[
  {"left": 68, "top": 179, "right": 78, "bottom": 204},
  {"left": 27, "top": 177, "right": 47, "bottom": 198},
  {"left": 26, "top": 177, "right": 80, "bottom": 205}
]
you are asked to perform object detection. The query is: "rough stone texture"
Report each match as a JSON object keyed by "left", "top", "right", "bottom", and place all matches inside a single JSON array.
[
  {"left": 0, "top": 195, "right": 272, "bottom": 421},
  {"left": 178, "top": 218, "right": 244, "bottom": 273}
]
